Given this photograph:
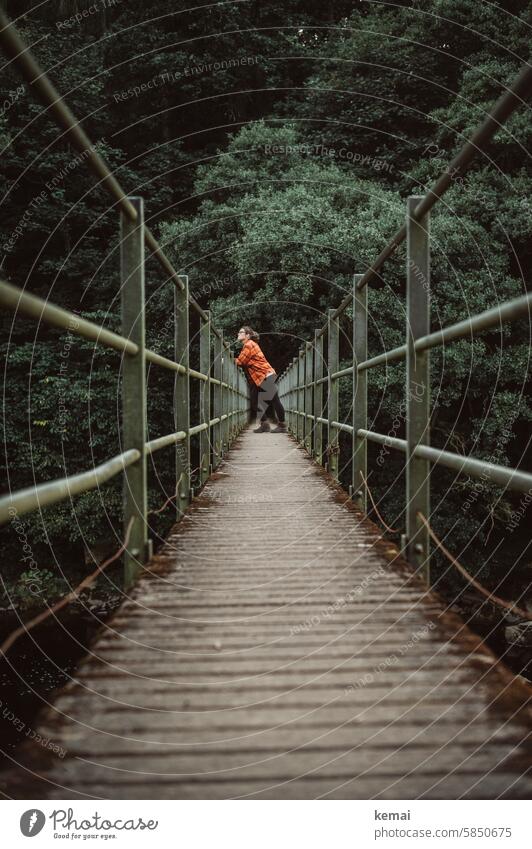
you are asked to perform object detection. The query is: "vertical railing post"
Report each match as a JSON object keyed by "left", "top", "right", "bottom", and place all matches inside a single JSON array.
[
  {"left": 352, "top": 273, "right": 367, "bottom": 509},
  {"left": 230, "top": 347, "right": 234, "bottom": 442},
  {"left": 282, "top": 371, "right": 287, "bottom": 428},
  {"left": 286, "top": 362, "right": 291, "bottom": 433},
  {"left": 174, "top": 275, "right": 190, "bottom": 519},
  {"left": 301, "top": 342, "right": 310, "bottom": 451},
  {"left": 121, "top": 196, "right": 148, "bottom": 588},
  {"left": 296, "top": 355, "right": 299, "bottom": 430},
  {"left": 300, "top": 348, "right": 305, "bottom": 445},
  {"left": 199, "top": 310, "right": 211, "bottom": 486},
  {"left": 229, "top": 355, "right": 233, "bottom": 439},
  {"left": 313, "top": 329, "right": 323, "bottom": 464},
  {"left": 226, "top": 355, "right": 232, "bottom": 444},
  {"left": 291, "top": 353, "right": 295, "bottom": 440},
  {"left": 233, "top": 359, "right": 237, "bottom": 439},
  {"left": 229, "top": 347, "right": 235, "bottom": 443},
  {"left": 213, "top": 332, "right": 222, "bottom": 468},
  {"left": 289, "top": 357, "right": 296, "bottom": 434},
  {"left": 328, "top": 308, "right": 339, "bottom": 480},
  {"left": 248, "top": 368, "right": 251, "bottom": 427},
  {"left": 301, "top": 349, "right": 306, "bottom": 447},
  {"left": 285, "top": 365, "right": 288, "bottom": 431},
  {"left": 229, "top": 355, "right": 235, "bottom": 443},
  {"left": 296, "top": 351, "right": 303, "bottom": 444},
  {"left": 221, "top": 337, "right": 228, "bottom": 454},
  {"left": 244, "top": 370, "right": 249, "bottom": 429},
  {"left": 406, "top": 195, "right": 431, "bottom": 583},
  {"left": 304, "top": 342, "right": 312, "bottom": 453},
  {"left": 285, "top": 364, "right": 290, "bottom": 431},
  {"left": 310, "top": 342, "right": 315, "bottom": 454},
  {"left": 237, "top": 368, "right": 242, "bottom": 432},
  {"left": 302, "top": 353, "right": 307, "bottom": 449},
  {"left": 240, "top": 369, "right": 246, "bottom": 430}
]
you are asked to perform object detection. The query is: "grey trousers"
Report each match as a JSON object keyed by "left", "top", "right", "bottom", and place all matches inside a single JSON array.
[{"left": 257, "top": 374, "right": 286, "bottom": 423}]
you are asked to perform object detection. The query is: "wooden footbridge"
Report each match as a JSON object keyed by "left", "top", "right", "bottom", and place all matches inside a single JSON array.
[
  {"left": 3, "top": 429, "right": 532, "bottom": 800},
  {"left": 1, "top": 10, "right": 532, "bottom": 800}
]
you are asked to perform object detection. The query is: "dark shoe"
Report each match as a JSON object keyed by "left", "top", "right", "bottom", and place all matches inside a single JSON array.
[
  {"left": 271, "top": 423, "right": 287, "bottom": 433},
  {"left": 253, "top": 421, "right": 271, "bottom": 433}
]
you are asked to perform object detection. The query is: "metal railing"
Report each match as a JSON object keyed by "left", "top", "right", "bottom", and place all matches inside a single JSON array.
[
  {"left": 0, "top": 10, "right": 249, "bottom": 588},
  {"left": 279, "top": 61, "right": 532, "bottom": 585}
]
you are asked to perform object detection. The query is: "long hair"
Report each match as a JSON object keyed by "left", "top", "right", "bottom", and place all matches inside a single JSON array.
[{"left": 242, "top": 325, "right": 259, "bottom": 341}]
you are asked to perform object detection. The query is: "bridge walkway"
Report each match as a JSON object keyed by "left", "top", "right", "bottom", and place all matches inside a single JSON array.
[{"left": 4, "top": 428, "right": 532, "bottom": 799}]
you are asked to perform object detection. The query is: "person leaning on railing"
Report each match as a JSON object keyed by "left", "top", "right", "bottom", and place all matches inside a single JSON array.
[{"left": 235, "top": 326, "right": 287, "bottom": 433}]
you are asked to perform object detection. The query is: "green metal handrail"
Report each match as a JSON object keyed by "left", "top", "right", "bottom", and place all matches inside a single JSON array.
[
  {"left": 0, "top": 11, "right": 250, "bottom": 588},
  {"left": 279, "top": 59, "right": 532, "bottom": 585},
  {"left": 0, "top": 249, "right": 249, "bottom": 589}
]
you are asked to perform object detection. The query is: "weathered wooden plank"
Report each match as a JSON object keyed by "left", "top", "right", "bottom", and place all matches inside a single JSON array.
[
  {"left": 25, "top": 771, "right": 531, "bottom": 801},
  {"left": 38, "top": 721, "right": 526, "bottom": 757},
  {"left": 45, "top": 699, "right": 502, "bottom": 735},
  {"left": 19, "top": 742, "right": 530, "bottom": 787}
]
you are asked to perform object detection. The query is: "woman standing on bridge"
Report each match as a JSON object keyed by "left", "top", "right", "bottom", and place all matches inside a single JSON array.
[{"left": 235, "top": 326, "right": 287, "bottom": 433}]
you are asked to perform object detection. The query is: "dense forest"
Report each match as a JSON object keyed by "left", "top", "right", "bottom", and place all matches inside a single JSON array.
[{"left": 1, "top": 0, "right": 531, "bottom": 654}]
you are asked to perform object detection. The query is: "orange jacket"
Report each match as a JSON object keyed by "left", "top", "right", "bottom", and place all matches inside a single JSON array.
[{"left": 236, "top": 339, "right": 275, "bottom": 386}]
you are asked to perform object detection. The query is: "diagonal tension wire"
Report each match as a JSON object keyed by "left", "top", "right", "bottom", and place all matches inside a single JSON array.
[
  {"left": 418, "top": 511, "right": 532, "bottom": 622},
  {"left": 0, "top": 464, "right": 211, "bottom": 655},
  {"left": 0, "top": 517, "right": 134, "bottom": 656},
  {"left": 360, "top": 471, "right": 401, "bottom": 535}
]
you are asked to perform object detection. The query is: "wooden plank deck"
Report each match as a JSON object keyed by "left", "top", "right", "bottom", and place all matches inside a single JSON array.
[{"left": 3, "top": 427, "right": 532, "bottom": 799}]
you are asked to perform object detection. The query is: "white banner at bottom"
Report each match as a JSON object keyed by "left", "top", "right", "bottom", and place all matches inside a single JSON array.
[{"left": 2, "top": 799, "right": 530, "bottom": 848}]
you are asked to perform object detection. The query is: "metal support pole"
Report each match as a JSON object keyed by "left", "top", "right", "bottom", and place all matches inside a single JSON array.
[
  {"left": 289, "top": 358, "right": 296, "bottom": 434},
  {"left": 301, "top": 351, "right": 306, "bottom": 446},
  {"left": 284, "top": 365, "right": 289, "bottom": 431},
  {"left": 241, "top": 371, "right": 246, "bottom": 430},
  {"left": 226, "top": 357, "right": 232, "bottom": 443},
  {"left": 313, "top": 330, "right": 323, "bottom": 464},
  {"left": 241, "top": 370, "right": 246, "bottom": 430},
  {"left": 296, "top": 356, "right": 299, "bottom": 432},
  {"left": 304, "top": 348, "right": 308, "bottom": 447},
  {"left": 296, "top": 351, "right": 302, "bottom": 444},
  {"left": 406, "top": 195, "right": 431, "bottom": 582},
  {"left": 221, "top": 337, "right": 228, "bottom": 454},
  {"left": 199, "top": 311, "right": 211, "bottom": 486},
  {"left": 213, "top": 333, "right": 222, "bottom": 468},
  {"left": 286, "top": 369, "right": 290, "bottom": 427},
  {"left": 229, "top": 348, "right": 235, "bottom": 443},
  {"left": 304, "top": 342, "right": 312, "bottom": 453},
  {"left": 237, "top": 369, "right": 242, "bottom": 432},
  {"left": 352, "top": 273, "right": 367, "bottom": 509},
  {"left": 174, "top": 275, "right": 190, "bottom": 520},
  {"left": 286, "top": 363, "right": 290, "bottom": 432},
  {"left": 231, "top": 349, "right": 235, "bottom": 440},
  {"left": 121, "top": 196, "right": 148, "bottom": 588},
  {"left": 328, "top": 308, "right": 339, "bottom": 480},
  {"left": 228, "top": 360, "right": 233, "bottom": 441}
]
